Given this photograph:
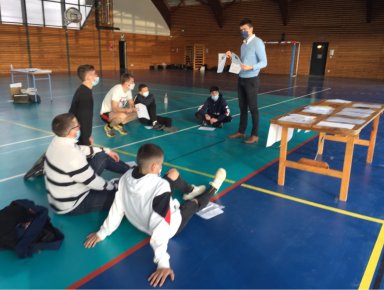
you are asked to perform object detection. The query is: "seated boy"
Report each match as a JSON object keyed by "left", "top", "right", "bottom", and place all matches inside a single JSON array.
[
  {"left": 84, "top": 143, "right": 226, "bottom": 287},
  {"left": 134, "top": 84, "right": 173, "bottom": 131},
  {"left": 100, "top": 73, "right": 137, "bottom": 137},
  {"left": 195, "top": 86, "right": 232, "bottom": 128},
  {"left": 45, "top": 113, "right": 130, "bottom": 215}
]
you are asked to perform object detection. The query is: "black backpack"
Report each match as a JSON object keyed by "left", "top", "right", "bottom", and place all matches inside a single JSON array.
[{"left": 0, "top": 199, "right": 64, "bottom": 258}]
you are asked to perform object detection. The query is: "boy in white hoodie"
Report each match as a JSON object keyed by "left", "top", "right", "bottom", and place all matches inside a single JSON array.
[{"left": 84, "top": 143, "right": 226, "bottom": 287}]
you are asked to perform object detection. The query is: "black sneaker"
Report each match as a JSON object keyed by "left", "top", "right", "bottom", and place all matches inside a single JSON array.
[
  {"left": 24, "top": 154, "right": 45, "bottom": 180},
  {"left": 153, "top": 123, "right": 165, "bottom": 130}
]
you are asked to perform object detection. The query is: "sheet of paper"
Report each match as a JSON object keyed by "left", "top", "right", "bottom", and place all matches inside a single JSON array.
[
  {"left": 217, "top": 53, "right": 227, "bottom": 73},
  {"left": 135, "top": 103, "right": 150, "bottom": 120},
  {"left": 229, "top": 53, "right": 242, "bottom": 74},
  {"left": 278, "top": 114, "right": 316, "bottom": 124},
  {"left": 144, "top": 126, "right": 153, "bottom": 130},
  {"left": 266, "top": 124, "right": 294, "bottom": 147},
  {"left": 198, "top": 126, "right": 216, "bottom": 131},
  {"left": 342, "top": 107, "right": 374, "bottom": 114},
  {"left": 301, "top": 105, "right": 334, "bottom": 115},
  {"left": 325, "top": 99, "right": 351, "bottom": 104},
  {"left": 196, "top": 202, "right": 224, "bottom": 220},
  {"left": 316, "top": 121, "right": 355, "bottom": 130},
  {"left": 326, "top": 116, "right": 365, "bottom": 125},
  {"left": 352, "top": 103, "right": 382, "bottom": 109},
  {"left": 336, "top": 109, "right": 372, "bottom": 118}
]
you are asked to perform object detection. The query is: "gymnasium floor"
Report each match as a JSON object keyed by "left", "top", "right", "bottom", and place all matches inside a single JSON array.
[{"left": 0, "top": 70, "right": 383, "bottom": 289}]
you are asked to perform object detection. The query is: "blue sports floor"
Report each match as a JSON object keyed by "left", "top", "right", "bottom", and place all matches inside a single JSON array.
[{"left": 0, "top": 70, "right": 383, "bottom": 289}]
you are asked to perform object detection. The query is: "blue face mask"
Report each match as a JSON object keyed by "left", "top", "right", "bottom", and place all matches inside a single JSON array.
[
  {"left": 241, "top": 30, "right": 248, "bottom": 39},
  {"left": 92, "top": 76, "right": 100, "bottom": 87},
  {"left": 211, "top": 94, "right": 219, "bottom": 102},
  {"left": 75, "top": 130, "right": 81, "bottom": 141}
]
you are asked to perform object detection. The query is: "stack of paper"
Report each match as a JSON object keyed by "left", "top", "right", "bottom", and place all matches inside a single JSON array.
[
  {"left": 302, "top": 105, "right": 334, "bottom": 115},
  {"left": 325, "top": 99, "right": 352, "bottom": 104},
  {"left": 326, "top": 116, "right": 365, "bottom": 125},
  {"left": 316, "top": 121, "right": 355, "bottom": 130},
  {"left": 278, "top": 114, "right": 316, "bottom": 124},
  {"left": 196, "top": 202, "right": 224, "bottom": 219},
  {"left": 336, "top": 108, "right": 373, "bottom": 118},
  {"left": 352, "top": 103, "right": 382, "bottom": 109}
]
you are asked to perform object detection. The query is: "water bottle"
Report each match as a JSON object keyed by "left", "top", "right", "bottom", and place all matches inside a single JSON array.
[{"left": 164, "top": 93, "right": 168, "bottom": 104}]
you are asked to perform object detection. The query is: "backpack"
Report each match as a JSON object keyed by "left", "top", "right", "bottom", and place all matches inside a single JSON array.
[{"left": 0, "top": 199, "right": 64, "bottom": 258}]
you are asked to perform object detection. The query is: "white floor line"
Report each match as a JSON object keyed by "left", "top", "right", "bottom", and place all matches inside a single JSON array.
[
  {"left": 113, "top": 125, "right": 200, "bottom": 149},
  {"left": 0, "top": 86, "right": 330, "bottom": 183},
  {"left": 0, "top": 173, "right": 25, "bottom": 183},
  {"left": 158, "top": 86, "right": 298, "bottom": 116},
  {"left": 0, "top": 135, "right": 53, "bottom": 148}
]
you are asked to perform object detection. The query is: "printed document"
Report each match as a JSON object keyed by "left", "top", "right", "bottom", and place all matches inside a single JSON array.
[
  {"left": 217, "top": 53, "right": 227, "bottom": 73},
  {"left": 229, "top": 53, "right": 242, "bottom": 74},
  {"left": 196, "top": 202, "right": 224, "bottom": 220},
  {"left": 135, "top": 103, "right": 150, "bottom": 120}
]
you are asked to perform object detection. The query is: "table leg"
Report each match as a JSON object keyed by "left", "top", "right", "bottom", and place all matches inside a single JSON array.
[
  {"left": 278, "top": 126, "right": 289, "bottom": 186},
  {"left": 317, "top": 132, "right": 326, "bottom": 156},
  {"left": 366, "top": 116, "right": 380, "bottom": 164},
  {"left": 339, "top": 136, "right": 355, "bottom": 202}
]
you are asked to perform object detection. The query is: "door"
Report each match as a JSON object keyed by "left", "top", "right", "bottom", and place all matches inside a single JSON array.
[{"left": 309, "top": 42, "right": 328, "bottom": 75}]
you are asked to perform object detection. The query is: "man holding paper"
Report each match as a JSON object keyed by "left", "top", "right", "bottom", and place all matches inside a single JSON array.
[{"left": 226, "top": 18, "right": 267, "bottom": 144}]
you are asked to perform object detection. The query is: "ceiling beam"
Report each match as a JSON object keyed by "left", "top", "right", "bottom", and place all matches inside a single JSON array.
[
  {"left": 207, "top": 0, "right": 224, "bottom": 28},
  {"left": 366, "top": 0, "right": 373, "bottom": 23},
  {"left": 278, "top": 0, "right": 288, "bottom": 26},
  {"left": 151, "top": 0, "right": 171, "bottom": 29}
]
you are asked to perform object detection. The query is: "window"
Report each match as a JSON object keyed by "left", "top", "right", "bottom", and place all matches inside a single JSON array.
[{"left": 0, "top": 0, "right": 93, "bottom": 29}]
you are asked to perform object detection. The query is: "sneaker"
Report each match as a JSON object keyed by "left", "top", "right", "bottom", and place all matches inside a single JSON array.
[
  {"left": 114, "top": 124, "right": 128, "bottom": 135},
  {"left": 104, "top": 124, "right": 116, "bottom": 138},
  {"left": 24, "top": 154, "right": 45, "bottom": 180},
  {"left": 210, "top": 168, "right": 226, "bottom": 191},
  {"left": 153, "top": 123, "right": 165, "bottom": 131},
  {"left": 110, "top": 178, "right": 120, "bottom": 190},
  {"left": 183, "top": 185, "right": 207, "bottom": 200},
  {"left": 163, "top": 126, "right": 178, "bottom": 133},
  {"left": 202, "top": 120, "right": 208, "bottom": 127}
]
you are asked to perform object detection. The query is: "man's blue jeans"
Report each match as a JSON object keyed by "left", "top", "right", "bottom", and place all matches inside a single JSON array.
[{"left": 68, "top": 152, "right": 130, "bottom": 215}]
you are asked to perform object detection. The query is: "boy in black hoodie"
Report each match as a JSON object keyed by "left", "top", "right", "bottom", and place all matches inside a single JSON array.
[{"left": 195, "top": 86, "right": 232, "bottom": 128}]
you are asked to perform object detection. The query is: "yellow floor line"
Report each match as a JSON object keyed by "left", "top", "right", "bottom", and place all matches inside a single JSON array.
[
  {"left": 241, "top": 183, "right": 384, "bottom": 224},
  {"left": 359, "top": 224, "right": 384, "bottom": 289},
  {"left": 0, "top": 119, "right": 52, "bottom": 134},
  {"left": 115, "top": 148, "right": 237, "bottom": 184}
]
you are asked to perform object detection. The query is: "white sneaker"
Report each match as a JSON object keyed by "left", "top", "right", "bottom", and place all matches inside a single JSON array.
[
  {"left": 210, "top": 168, "right": 226, "bottom": 191},
  {"left": 183, "top": 185, "right": 207, "bottom": 200}
]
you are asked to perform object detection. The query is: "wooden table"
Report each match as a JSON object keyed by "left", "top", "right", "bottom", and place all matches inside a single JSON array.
[
  {"left": 10, "top": 68, "right": 53, "bottom": 101},
  {"left": 270, "top": 99, "right": 384, "bottom": 201}
]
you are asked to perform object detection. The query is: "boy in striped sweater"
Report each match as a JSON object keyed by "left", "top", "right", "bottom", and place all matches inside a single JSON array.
[{"left": 44, "top": 113, "right": 130, "bottom": 215}]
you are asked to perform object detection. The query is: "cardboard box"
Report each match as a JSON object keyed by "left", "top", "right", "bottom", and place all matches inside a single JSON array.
[{"left": 10, "top": 83, "right": 22, "bottom": 97}]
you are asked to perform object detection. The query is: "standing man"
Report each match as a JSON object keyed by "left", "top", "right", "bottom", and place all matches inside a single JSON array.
[
  {"left": 100, "top": 73, "right": 137, "bottom": 137},
  {"left": 226, "top": 18, "right": 267, "bottom": 144},
  {"left": 69, "top": 64, "right": 99, "bottom": 145}
]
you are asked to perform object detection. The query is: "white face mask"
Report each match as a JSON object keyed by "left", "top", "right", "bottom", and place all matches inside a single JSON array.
[
  {"left": 142, "top": 91, "right": 149, "bottom": 97},
  {"left": 129, "top": 83, "right": 135, "bottom": 90},
  {"left": 75, "top": 130, "right": 81, "bottom": 141},
  {"left": 92, "top": 76, "right": 100, "bottom": 86},
  {"left": 211, "top": 94, "right": 219, "bottom": 102}
]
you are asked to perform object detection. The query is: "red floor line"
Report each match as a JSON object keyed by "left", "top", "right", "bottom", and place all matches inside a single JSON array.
[
  {"left": 67, "top": 238, "right": 150, "bottom": 289},
  {"left": 213, "top": 134, "right": 318, "bottom": 201},
  {"left": 68, "top": 134, "right": 318, "bottom": 289}
]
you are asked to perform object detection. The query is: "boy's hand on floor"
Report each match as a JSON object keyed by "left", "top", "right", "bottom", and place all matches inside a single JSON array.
[
  {"left": 148, "top": 268, "right": 175, "bottom": 287},
  {"left": 84, "top": 233, "right": 101, "bottom": 248}
]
